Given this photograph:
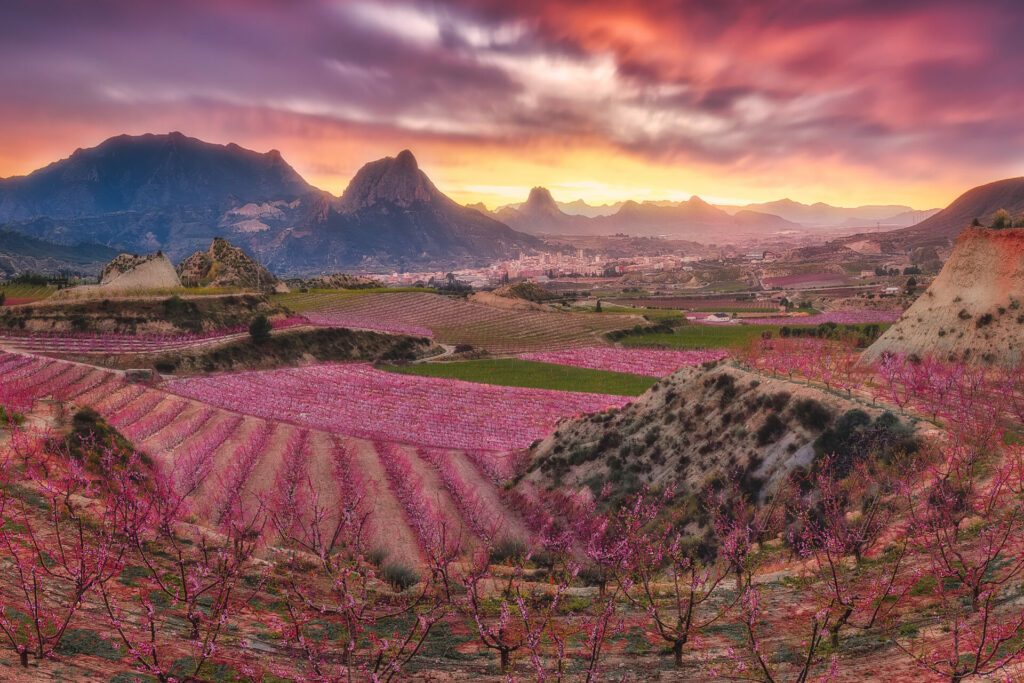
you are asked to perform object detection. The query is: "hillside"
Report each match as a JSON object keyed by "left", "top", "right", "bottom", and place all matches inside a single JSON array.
[
  {"left": 520, "top": 362, "right": 915, "bottom": 510},
  {"left": 863, "top": 227, "right": 1024, "bottom": 366},
  {"left": 891, "top": 177, "right": 1024, "bottom": 246},
  {"left": 0, "top": 229, "right": 118, "bottom": 277},
  {"left": 99, "top": 252, "right": 181, "bottom": 289},
  {"left": 177, "top": 237, "right": 280, "bottom": 291}
]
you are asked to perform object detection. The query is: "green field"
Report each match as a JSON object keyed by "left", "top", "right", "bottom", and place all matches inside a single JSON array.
[
  {"left": 576, "top": 303, "right": 685, "bottom": 323},
  {"left": 382, "top": 359, "right": 656, "bottom": 396},
  {"left": 273, "top": 287, "right": 436, "bottom": 312},
  {"left": 618, "top": 323, "right": 889, "bottom": 350},
  {"left": 0, "top": 283, "right": 57, "bottom": 303}
]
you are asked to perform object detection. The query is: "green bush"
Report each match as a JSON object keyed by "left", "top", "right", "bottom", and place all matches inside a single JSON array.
[
  {"left": 756, "top": 413, "right": 787, "bottom": 445},
  {"left": 249, "top": 314, "right": 272, "bottom": 344},
  {"left": 792, "top": 398, "right": 832, "bottom": 431},
  {"left": 55, "top": 628, "right": 122, "bottom": 661},
  {"left": 488, "top": 537, "right": 528, "bottom": 564},
  {"left": 381, "top": 562, "right": 419, "bottom": 591}
]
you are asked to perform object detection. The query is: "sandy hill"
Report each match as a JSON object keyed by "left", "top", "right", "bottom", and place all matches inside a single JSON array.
[
  {"left": 99, "top": 252, "right": 181, "bottom": 289},
  {"left": 520, "top": 362, "right": 915, "bottom": 513},
  {"left": 863, "top": 227, "right": 1024, "bottom": 366},
  {"left": 177, "top": 237, "right": 281, "bottom": 291}
]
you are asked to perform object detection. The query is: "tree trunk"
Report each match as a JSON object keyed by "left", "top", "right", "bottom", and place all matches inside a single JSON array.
[
  {"left": 673, "top": 640, "right": 684, "bottom": 667},
  {"left": 19, "top": 649, "right": 28, "bottom": 667},
  {"left": 500, "top": 647, "right": 511, "bottom": 673}
]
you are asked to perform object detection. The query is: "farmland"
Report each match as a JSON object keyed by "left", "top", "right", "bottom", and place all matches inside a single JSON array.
[
  {"left": 383, "top": 358, "right": 658, "bottom": 395},
  {"left": 0, "top": 283, "right": 57, "bottom": 305},
  {"left": 163, "top": 362, "right": 632, "bottom": 451},
  {"left": 518, "top": 346, "right": 726, "bottom": 376},
  {"left": 617, "top": 321, "right": 891, "bottom": 349},
  {"left": 275, "top": 290, "right": 643, "bottom": 352}
]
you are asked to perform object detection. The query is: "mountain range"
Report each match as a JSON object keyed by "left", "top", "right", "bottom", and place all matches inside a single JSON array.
[
  {"left": 490, "top": 187, "right": 938, "bottom": 239},
  {"left": 0, "top": 131, "right": 1017, "bottom": 277},
  {"left": 0, "top": 133, "right": 541, "bottom": 275}
]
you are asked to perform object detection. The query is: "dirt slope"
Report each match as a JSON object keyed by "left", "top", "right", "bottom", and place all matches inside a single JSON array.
[{"left": 863, "top": 227, "right": 1024, "bottom": 366}]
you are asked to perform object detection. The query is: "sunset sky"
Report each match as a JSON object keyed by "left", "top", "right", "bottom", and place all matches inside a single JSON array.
[{"left": 2, "top": 0, "right": 1023, "bottom": 209}]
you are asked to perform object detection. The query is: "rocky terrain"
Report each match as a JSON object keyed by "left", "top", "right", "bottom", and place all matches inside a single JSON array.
[
  {"left": 0, "top": 293, "right": 283, "bottom": 335},
  {"left": 177, "top": 237, "right": 281, "bottom": 291},
  {"left": 98, "top": 252, "right": 181, "bottom": 289},
  {"left": 520, "top": 361, "right": 916, "bottom": 512},
  {"left": 863, "top": 227, "right": 1024, "bottom": 365}
]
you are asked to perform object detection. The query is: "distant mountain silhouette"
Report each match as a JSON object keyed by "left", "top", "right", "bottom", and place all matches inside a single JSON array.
[
  {"left": 497, "top": 189, "right": 796, "bottom": 239},
  {"left": 0, "top": 131, "right": 314, "bottom": 220},
  {"left": 0, "top": 136, "right": 543, "bottom": 274},
  {"left": 497, "top": 187, "right": 586, "bottom": 233},
  {"left": 718, "top": 198, "right": 916, "bottom": 226},
  {"left": 270, "top": 150, "right": 543, "bottom": 273}
]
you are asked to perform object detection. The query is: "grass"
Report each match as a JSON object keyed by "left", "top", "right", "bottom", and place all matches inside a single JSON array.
[
  {"left": 619, "top": 324, "right": 774, "bottom": 350},
  {"left": 0, "top": 283, "right": 57, "bottom": 303},
  {"left": 618, "top": 323, "right": 889, "bottom": 350},
  {"left": 273, "top": 287, "right": 436, "bottom": 311},
  {"left": 586, "top": 303, "right": 685, "bottom": 323},
  {"left": 382, "top": 358, "right": 656, "bottom": 396}
]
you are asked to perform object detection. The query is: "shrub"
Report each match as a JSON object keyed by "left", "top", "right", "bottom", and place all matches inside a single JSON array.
[
  {"left": 381, "top": 562, "right": 419, "bottom": 591},
  {"left": 976, "top": 313, "right": 994, "bottom": 328},
  {"left": 792, "top": 398, "right": 832, "bottom": 431},
  {"left": 249, "top": 314, "right": 272, "bottom": 344},
  {"left": 489, "top": 537, "right": 528, "bottom": 564},
  {"left": 756, "top": 413, "right": 787, "bottom": 445},
  {"left": 55, "top": 628, "right": 122, "bottom": 661},
  {"left": 991, "top": 208, "right": 1012, "bottom": 229}
]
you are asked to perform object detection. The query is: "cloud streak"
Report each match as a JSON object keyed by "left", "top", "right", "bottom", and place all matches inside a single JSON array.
[{"left": 1, "top": 0, "right": 1022, "bottom": 208}]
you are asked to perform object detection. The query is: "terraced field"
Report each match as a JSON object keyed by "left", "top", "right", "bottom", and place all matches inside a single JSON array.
[
  {"left": 0, "top": 350, "right": 624, "bottom": 567},
  {"left": 277, "top": 290, "right": 642, "bottom": 352},
  {"left": 0, "top": 283, "right": 56, "bottom": 305}
]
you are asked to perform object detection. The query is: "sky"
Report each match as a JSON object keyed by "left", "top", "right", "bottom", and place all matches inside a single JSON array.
[{"left": 1, "top": 0, "right": 1023, "bottom": 210}]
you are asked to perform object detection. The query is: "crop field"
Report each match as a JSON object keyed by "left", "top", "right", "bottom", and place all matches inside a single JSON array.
[
  {"left": 618, "top": 321, "right": 892, "bottom": 350},
  {"left": 275, "top": 290, "right": 642, "bottom": 351},
  {"left": 519, "top": 347, "right": 727, "bottom": 376},
  {"left": 762, "top": 272, "right": 852, "bottom": 288},
  {"left": 384, "top": 358, "right": 657, "bottom": 395},
  {"left": 740, "top": 310, "right": 900, "bottom": 325},
  {"left": 610, "top": 296, "right": 776, "bottom": 312},
  {"left": 164, "top": 362, "right": 632, "bottom": 451},
  {"left": 0, "top": 350, "right": 536, "bottom": 566},
  {"left": 0, "top": 283, "right": 57, "bottom": 305},
  {"left": 0, "top": 317, "right": 308, "bottom": 354}
]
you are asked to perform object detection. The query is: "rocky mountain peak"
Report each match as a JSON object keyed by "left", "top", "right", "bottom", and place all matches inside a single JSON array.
[{"left": 338, "top": 149, "right": 443, "bottom": 212}]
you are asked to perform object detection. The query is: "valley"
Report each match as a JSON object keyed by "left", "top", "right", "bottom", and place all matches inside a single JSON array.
[
  {"left": 3, "top": 217, "right": 1024, "bottom": 680},
  {"left": 3, "top": 5, "right": 1024, "bottom": 676}
]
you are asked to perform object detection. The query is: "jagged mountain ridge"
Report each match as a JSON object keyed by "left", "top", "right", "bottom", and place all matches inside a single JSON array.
[
  {"left": 268, "top": 150, "right": 543, "bottom": 274},
  {"left": 0, "top": 135, "right": 543, "bottom": 274}
]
